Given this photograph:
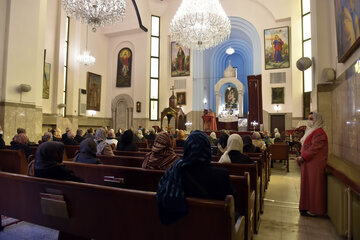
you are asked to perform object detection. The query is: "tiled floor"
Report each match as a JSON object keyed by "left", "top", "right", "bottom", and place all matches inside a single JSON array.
[{"left": 254, "top": 159, "right": 345, "bottom": 240}]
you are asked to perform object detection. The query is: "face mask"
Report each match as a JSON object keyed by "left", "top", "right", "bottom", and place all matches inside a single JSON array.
[
  {"left": 0, "top": 130, "right": 3, "bottom": 135},
  {"left": 307, "top": 120, "right": 314, "bottom": 128}
]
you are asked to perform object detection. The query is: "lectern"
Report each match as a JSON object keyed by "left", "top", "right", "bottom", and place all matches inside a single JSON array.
[{"left": 202, "top": 115, "right": 213, "bottom": 131}]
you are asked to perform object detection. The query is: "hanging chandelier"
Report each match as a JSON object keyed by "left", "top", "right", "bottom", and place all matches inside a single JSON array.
[
  {"left": 62, "top": 0, "right": 126, "bottom": 32},
  {"left": 169, "top": 0, "right": 231, "bottom": 50},
  {"left": 77, "top": 26, "right": 96, "bottom": 66}
]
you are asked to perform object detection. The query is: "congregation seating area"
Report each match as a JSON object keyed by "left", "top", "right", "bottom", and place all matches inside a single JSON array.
[{"left": 0, "top": 138, "right": 279, "bottom": 240}]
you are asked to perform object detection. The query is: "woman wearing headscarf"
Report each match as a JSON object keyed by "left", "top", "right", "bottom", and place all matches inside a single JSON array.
[
  {"left": 297, "top": 112, "right": 328, "bottom": 217},
  {"left": 243, "top": 135, "right": 261, "bottom": 153},
  {"left": 116, "top": 129, "right": 138, "bottom": 151},
  {"left": 214, "top": 130, "right": 229, "bottom": 155},
  {"left": 219, "top": 134, "right": 253, "bottom": 164},
  {"left": 142, "top": 131, "right": 177, "bottom": 170},
  {"left": 208, "top": 132, "right": 217, "bottom": 145},
  {"left": 0, "top": 126, "right": 5, "bottom": 149},
  {"left": 156, "top": 130, "right": 237, "bottom": 224},
  {"left": 94, "top": 128, "right": 114, "bottom": 156},
  {"left": 34, "top": 141, "right": 83, "bottom": 182},
  {"left": 175, "top": 130, "right": 186, "bottom": 147},
  {"left": 73, "top": 138, "right": 102, "bottom": 164},
  {"left": 251, "top": 132, "right": 266, "bottom": 151}
]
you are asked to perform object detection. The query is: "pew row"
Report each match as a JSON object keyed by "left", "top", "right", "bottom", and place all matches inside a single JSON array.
[
  {"left": 0, "top": 149, "right": 28, "bottom": 175},
  {"left": 63, "top": 162, "right": 255, "bottom": 240},
  {"left": 0, "top": 171, "right": 245, "bottom": 240}
]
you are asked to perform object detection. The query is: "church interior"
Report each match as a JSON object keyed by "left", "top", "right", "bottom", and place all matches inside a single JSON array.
[{"left": 0, "top": 0, "right": 360, "bottom": 239}]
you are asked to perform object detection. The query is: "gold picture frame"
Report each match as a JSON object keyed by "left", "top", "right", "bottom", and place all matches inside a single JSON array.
[{"left": 176, "top": 92, "right": 186, "bottom": 105}]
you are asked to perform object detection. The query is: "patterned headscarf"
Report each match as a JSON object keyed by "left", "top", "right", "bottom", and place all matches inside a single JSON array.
[
  {"left": 219, "top": 134, "right": 243, "bottom": 163},
  {"left": 95, "top": 128, "right": 107, "bottom": 155},
  {"left": 142, "top": 131, "right": 177, "bottom": 170},
  {"left": 156, "top": 130, "right": 211, "bottom": 224}
]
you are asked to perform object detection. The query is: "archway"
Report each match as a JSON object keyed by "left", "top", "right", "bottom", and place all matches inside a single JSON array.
[{"left": 111, "top": 94, "right": 134, "bottom": 131}]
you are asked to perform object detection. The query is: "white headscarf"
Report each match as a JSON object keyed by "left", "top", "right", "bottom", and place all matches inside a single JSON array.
[
  {"left": 219, "top": 134, "right": 243, "bottom": 163},
  {"left": 300, "top": 112, "right": 325, "bottom": 145},
  {"left": 210, "top": 132, "right": 217, "bottom": 140}
]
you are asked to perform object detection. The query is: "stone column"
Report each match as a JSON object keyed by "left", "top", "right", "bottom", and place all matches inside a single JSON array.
[
  {"left": 215, "top": 92, "right": 222, "bottom": 117},
  {"left": 238, "top": 89, "right": 244, "bottom": 117}
]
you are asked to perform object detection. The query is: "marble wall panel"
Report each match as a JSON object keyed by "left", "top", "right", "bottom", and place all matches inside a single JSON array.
[{"left": 331, "top": 61, "right": 360, "bottom": 167}]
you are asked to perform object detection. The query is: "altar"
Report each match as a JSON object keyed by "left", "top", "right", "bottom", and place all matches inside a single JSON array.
[{"left": 216, "top": 118, "right": 238, "bottom": 131}]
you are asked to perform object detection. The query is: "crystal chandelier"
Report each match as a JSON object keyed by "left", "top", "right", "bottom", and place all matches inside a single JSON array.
[
  {"left": 77, "top": 26, "right": 96, "bottom": 66},
  {"left": 62, "top": 0, "right": 126, "bottom": 32},
  {"left": 169, "top": 0, "right": 231, "bottom": 50}
]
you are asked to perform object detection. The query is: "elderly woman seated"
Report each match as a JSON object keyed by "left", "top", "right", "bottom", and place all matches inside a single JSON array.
[
  {"left": 116, "top": 129, "right": 138, "bottom": 151},
  {"left": 252, "top": 132, "right": 266, "bottom": 151},
  {"left": 34, "top": 141, "right": 83, "bottom": 182},
  {"left": 156, "top": 130, "right": 238, "bottom": 224},
  {"left": 94, "top": 128, "right": 114, "bottom": 156},
  {"left": 219, "top": 134, "right": 253, "bottom": 164},
  {"left": 73, "top": 138, "right": 102, "bottom": 164},
  {"left": 274, "top": 132, "right": 284, "bottom": 143},
  {"left": 243, "top": 135, "right": 261, "bottom": 153},
  {"left": 142, "top": 131, "right": 178, "bottom": 170}
]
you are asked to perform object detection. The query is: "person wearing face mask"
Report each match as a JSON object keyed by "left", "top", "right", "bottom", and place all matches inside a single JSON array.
[
  {"left": 296, "top": 112, "right": 328, "bottom": 217},
  {"left": 0, "top": 126, "right": 5, "bottom": 149}
]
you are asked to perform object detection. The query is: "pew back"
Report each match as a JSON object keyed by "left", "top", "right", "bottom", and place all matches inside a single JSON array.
[
  {"left": 0, "top": 149, "right": 28, "bottom": 175},
  {"left": 0, "top": 172, "right": 244, "bottom": 240}
]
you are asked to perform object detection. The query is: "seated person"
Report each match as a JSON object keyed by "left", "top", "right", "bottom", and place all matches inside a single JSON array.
[
  {"left": 74, "top": 129, "right": 85, "bottom": 144},
  {"left": 208, "top": 131, "right": 217, "bottom": 145},
  {"left": 146, "top": 128, "right": 157, "bottom": 140},
  {"left": 63, "top": 130, "right": 78, "bottom": 145},
  {"left": 175, "top": 130, "right": 186, "bottom": 147},
  {"left": 274, "top": 132, "right": 283, "bottom": 143},
  {"left": 41, "top": 132, "right": 53, "bottom": 143},
  {"left": 252, "top": 132, "right": 266, "bottom": 151},
  {"left": 219, "top": 134, "right": 253, "bottom": 164},
  {"left": 116, "top": 129, "right": 138, "bottom": 151},
  {"left": 243, "top": 135, "right": 261, "bottom": 153},
  {"left": 94, "top": 128, "right": 114, "bottom": 156},
  {"left": 73, "top": 138, "right": 102, "bottom": 164},
  {"left": 10, "top": 133, "right": 32, "bottom": 159},
  {"left": 0, "top": 126, "right": 5, "bottom": 149},
  {"left": 156, "top": 130, "right": 238, "bottom": 224},
  {"left": 134, "top": 129, "right": 144, "bottom": 142},
  {"left": 214, "top": 130, "right": 229, "bottom": 155},
  {"left": 34, "top": 141, "right": 83, "bottom": 182},
  {"left": 142, "top": 131, "right": 178, "bottom": 170},
  {"left": 105, "top": 128, "right": 118, "bottom": 149}
]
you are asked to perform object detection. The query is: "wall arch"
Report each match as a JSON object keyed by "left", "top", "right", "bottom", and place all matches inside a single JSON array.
[{"left": 111, "top": 94, "right": 134, "bottom": 130}]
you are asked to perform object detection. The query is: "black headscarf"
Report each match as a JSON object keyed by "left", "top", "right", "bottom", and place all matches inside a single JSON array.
[
  {"left": 243, "top": 135, "right": 259, "bottom": 153},
  {"left": 73, "top": 138, "right": 101, "bottom": 164},
  {"left": 156, "top": 130, "right": 211, "bottom": 224},
  {"left": 35, "top": 141, "right": 64, "bottom": 170}
]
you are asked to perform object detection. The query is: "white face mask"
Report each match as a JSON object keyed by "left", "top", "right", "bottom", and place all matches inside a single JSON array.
[
  {"left": 307, "top": 120, "right": 314, "bottom": 128},
  {"left": 0, "top": 130, "right": 3, "bottom": 135}
]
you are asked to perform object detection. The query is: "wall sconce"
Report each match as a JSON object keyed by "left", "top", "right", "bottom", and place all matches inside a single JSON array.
[
  {"left": 18, "top": 84, "right": 32, "bottom": 102},
  {"left": 87, "top": 110, "right": 97, "bottom": 117},
  {"left": 274, "top": 104, "right": 281, "bottom": 112},
  {"left": 203, "top": 98, "right": 207, "bottom": 109},
  {"left": 136, "top": 101, "right": 141, "bottom": 112}
]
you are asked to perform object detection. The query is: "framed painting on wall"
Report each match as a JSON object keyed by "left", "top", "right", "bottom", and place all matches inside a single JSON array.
[
  {"left": 42, "top": 62, "right": 50, "bottom": 99},
  {"left": 264, "top": 26, "right": 290, "bottom": 70},
  {"left": 87, "top": 72, "right": 101, "bottom": 111},
  {"left": 116, "top": 47, "right": 132, "bottom": 87},
  {"left": 171, "top": 42, "right": 190, "bottom": 77},
  {"left": 334, "top": 0, "right": 360, "bottom": 63},
  {"left": 272, "top": 87, "right": 285, "bottom": 104},
  {"left": 176, "top": 92, "right": 186, "bottom": 105}
]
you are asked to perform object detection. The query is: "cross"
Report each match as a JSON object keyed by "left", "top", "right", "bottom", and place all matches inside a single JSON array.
[{"left": 170, "top": 85, "right": 175, "bottom": 95}]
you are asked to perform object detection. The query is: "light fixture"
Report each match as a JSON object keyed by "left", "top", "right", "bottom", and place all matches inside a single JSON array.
[
  {"left": 77, "top": 26, "right": 96, "bottom": 66},
  {"left": 169, "top": 0, "right": 231, "bottom": 50},
  {"left": 274, "top": 104, "right": 281, "bottom": 112},
  {"left": 226, "top": 46, "right": 235, "bottom": 55},
  {"left": 62, "top": 0, "right": 126, "bottom": 32}
]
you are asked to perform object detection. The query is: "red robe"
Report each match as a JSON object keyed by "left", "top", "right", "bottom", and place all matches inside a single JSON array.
[
  {"left": 300, "top": 128, "right": 328, "bottom": 215},
  {"left": 208, "top": 112, "right": 217, "bottom": 131}
]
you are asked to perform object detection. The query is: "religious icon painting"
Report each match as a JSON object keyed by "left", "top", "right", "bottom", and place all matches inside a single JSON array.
[
  {"left": 176, "top": 92, "right": 186, "bottom": 105},
  {"left": 271, "top": 87, "right": 285, "bottom": 104},
  {"left": 87, "top": 72, "right": 101, "bottom": 111},
  {"left": 264, "top": 26, "right": 290, "bottom": 70},
  {"left": 116, "top": 48, "right": 132, "bottom": 87},
  {"left": 171, "top": 42, "right": 190, "bottom": 77},
  {"left": 334, "top": 0, "right": 360, "bottom": 63},
  {"left": 42, "top": 62, "right": 50, "bottom": 99},
  {"left": 224, "top": 86, "right": 238, "bottom": 109}
]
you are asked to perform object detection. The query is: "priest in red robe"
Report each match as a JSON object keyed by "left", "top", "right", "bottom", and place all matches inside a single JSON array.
[
  {"left": 207, "top": 109, "right": 217, "bottom": 131},
  {"left": 296, "top": 112, "right": 328, "bottom": 216}
]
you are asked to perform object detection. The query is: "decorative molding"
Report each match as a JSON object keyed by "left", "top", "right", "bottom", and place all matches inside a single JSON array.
[{"left": 0, "top": 101, "right": 41, "bottom": 109}]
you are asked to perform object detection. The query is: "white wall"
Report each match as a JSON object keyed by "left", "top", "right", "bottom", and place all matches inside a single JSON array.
[
  {"left": 0, "top": 0, "right": 8, "bottom": 101},
  {"left": 2, "top": 0, "right": 47, "bottom": 106}
]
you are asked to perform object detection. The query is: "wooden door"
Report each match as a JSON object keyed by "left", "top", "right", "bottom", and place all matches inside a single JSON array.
[
  {"left": 247, "top": 75, "right": 263, "bottom": 130},
  {"left": 271, "top": 114, "right": 285, "bottom": 134}
]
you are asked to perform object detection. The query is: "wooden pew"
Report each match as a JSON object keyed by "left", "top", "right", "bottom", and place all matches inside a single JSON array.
[
  {"left": 96, "top": 155, "right": 144, "bottom": 168},
  {"left": 64, "top": 145, "right": 80, "bottom": 159},
  {"left": 63, "top": 162, "right": 253, "bottom": 240},
  {"left": 211, "top": 162, "right": 261, "bottom": 234},
  {"left": 268, "top": 143, "right": 290, "bottom": 172},
  {"left": 0, "top": 171, "right": 245, "bottom": 240},
  {"left": 0, "top": 149, "right": 28, "bottom": 175}
]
